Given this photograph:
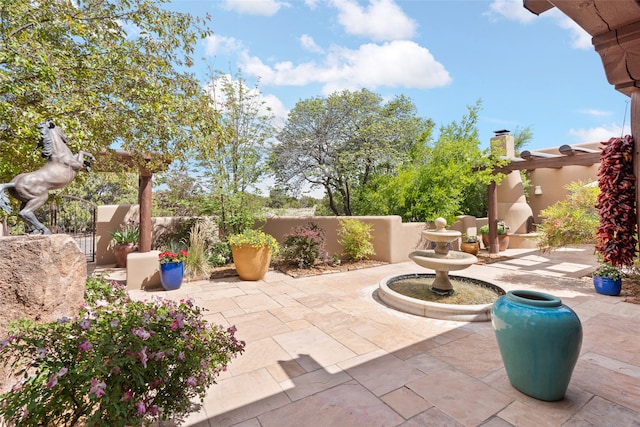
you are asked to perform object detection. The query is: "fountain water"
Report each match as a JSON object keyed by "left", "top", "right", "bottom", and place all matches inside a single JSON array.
[{"left": 378, "top": 217, "right": 505, "bottom": 322}]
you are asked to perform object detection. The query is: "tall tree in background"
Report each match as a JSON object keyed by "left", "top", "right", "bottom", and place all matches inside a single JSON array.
[
  {"left": 190, "top": 71, "right": 276, "bottom": 235},
  {"left": 0, "top": 0, "right": 214, "bottom": 180},
  {"left": 363, "top": 101, "right": 505, "bottom": 223},
  {"left": 270, "top": 89, "right": 431, "bottom": 215}
]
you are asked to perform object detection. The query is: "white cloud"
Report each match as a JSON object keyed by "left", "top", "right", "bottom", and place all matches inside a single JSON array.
[
  {"left": 203, "top": 74, "right": 288, "bottom": 124},
  {"left": 204, "top": 34, "right": 243, "bottom": 56},
  {"left": 488, "top": 0, "right": 592, "bottom": 49},
  {"left": 330, "top": 0, "right": 417, "bottom": 41},
  {"left": 300, "top": 34, "right": 324, "bottom": 54},
  {"left": 569, "top": 123, "right": 628, "bottom": 143},
  {"left": 240, "top": 40, "right": 451, "bottom": 94},
  {"left": 304, "top": 0, "right": 320, "bottom": 9},
  {"left": 486, "top": 0, "right": 537, "bottom": 24},
  {"left": 554, "top": 12, "right": 592, "bottom": 50},
  {"left": 578, "top": 108, "right": 612, "bottom": 118},
  {"left": 220, "top": 0, "right": 289, "bottom": 16}
]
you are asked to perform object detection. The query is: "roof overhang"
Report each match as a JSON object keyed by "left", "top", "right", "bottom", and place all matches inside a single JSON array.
[{"left": 524, "top": 0, "right": 640, "bottom": 96}]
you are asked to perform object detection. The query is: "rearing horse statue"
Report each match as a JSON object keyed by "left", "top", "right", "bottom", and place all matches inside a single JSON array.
[{"left": 0, "top": 119, "right": 95, "bottom": 234}]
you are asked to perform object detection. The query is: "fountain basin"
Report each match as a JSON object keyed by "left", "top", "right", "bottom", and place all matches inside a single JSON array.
[
  {"left": 378, "top": 273, "right": 505, "bottom": 322},
  {"left": 409, "top": 250, "right": 477, "bottom": 272}
]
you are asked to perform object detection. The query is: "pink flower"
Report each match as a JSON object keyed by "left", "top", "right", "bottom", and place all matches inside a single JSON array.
[
  {"left": 121, "top": 390, "right": 133, "bottom": 402},
  {"left": 78, "top": 319, "right": 91, "bottom": 330},
  {"left": 46, "top": 375, "right": 58, "bottom": 388},
  {"left": 110, "top": 318, "right": 119, "bottom": 328},
  {"left": 186, "top": 376, "right": 197, "bottom": 387},
  {"left": 132, "top": 327, "right": 152, "bottom": 340},
  {"left": 136, "top": 401, "right": 146, "bottom": 414},
  {"left": 78, "top": 339, "right": 93, "bottom": 352},
  {"left": 139, "top": 346, "right": 148, "bottom": 368},
  {"left": 89, "top": 379, "right": 106, "bottom": 398}
]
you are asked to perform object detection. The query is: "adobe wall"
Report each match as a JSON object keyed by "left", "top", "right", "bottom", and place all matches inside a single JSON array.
[{"left": 262, "top": 216, "right": 426, "bottom": 264}]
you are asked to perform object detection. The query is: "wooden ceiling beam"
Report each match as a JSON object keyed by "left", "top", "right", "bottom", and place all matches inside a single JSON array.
[{"left": 496, "top": 152, "right": 601, "bottom": 172}]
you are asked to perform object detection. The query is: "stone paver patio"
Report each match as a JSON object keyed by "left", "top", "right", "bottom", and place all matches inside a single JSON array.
[{"left": 116, "top": 246, "right": 640, "bottom": 426}]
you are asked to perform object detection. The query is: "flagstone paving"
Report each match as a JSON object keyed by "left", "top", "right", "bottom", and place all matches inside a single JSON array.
[{"left": 120, "top": 246, "right": 640, "bottom": 426}]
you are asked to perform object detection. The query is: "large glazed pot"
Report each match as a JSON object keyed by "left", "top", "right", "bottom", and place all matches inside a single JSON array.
[
  {"left": 232, "top": 244, "right": 272, "bottom": 281},
  {"left": 491, "top": 290, "right": 582, "bottom": 401},
  {"left": 160, "top": 262, "right": 184, "bottom": 291}
]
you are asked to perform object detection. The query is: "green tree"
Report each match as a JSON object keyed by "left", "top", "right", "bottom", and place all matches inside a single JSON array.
[
  {"left": 188, "top": 71, "right": 275, "bottom": 235},
  {"left": 270, "top": 89, "right": 431, "bottom": 215},
  {"left": 196, "top": 71, "right": 275, "bottom": 195},
  {"left": 366, "top": 101, "right": 505, "bottom": 223},
  {"left": 0, "top": 0, "right": 215, "bottom": 181}
]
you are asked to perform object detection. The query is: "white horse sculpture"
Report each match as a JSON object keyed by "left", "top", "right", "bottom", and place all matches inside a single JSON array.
[{"left": 0, "top": 120, "right": 94, "bottom": 234}]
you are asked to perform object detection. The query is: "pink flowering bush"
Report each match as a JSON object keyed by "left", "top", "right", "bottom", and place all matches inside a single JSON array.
[
  {"left": 0, "top": 276, "right": 245, "bottom": 426},
  {"left": 281, "top": 222, "right": 326, "bottom": 268}
]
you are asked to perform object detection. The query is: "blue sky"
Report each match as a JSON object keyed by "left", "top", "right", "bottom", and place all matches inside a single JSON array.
[{"left": 173, "top": 0, "right": 631, "bottom": 151}]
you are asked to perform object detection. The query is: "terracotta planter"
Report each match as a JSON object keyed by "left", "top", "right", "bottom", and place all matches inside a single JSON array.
[
  {"left": 481, "top": 234, "right": 509, "bottom": 252},
  {"left": 232, "top": 244, "right": 272, "bottom": 281},
  {"left": 113, "top": 243, "right": 138, "bottom": 268},
  {"left": 460, "top": 242, "right": 479, "bottom": 255},
  {"left": 498, "top": 234, "right": 510, "bottom": 251}
]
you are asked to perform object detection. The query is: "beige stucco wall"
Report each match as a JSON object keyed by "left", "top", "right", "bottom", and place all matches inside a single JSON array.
[
  {"left": 96, "top": 204, "right": 140, "bottom": 266},
  {"left": 262, "top": 216, "right": 426, "bottom": 264}
]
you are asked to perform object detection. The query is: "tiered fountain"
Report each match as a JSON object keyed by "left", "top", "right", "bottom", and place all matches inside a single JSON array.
[{"left": 378, "top": 218, "right": 504, "bottom": 322}]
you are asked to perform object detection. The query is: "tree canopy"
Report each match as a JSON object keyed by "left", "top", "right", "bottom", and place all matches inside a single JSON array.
[
  {"left": 270, "top": 89, "right": 431, "bottom": 215},
  {"left": 0, "top": 0, "right": 215, "bottom": 180}
]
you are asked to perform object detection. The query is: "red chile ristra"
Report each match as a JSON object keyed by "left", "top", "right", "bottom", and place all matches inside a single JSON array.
[{"left": 595, "top": 135, "right": 637, "bottom": 266}]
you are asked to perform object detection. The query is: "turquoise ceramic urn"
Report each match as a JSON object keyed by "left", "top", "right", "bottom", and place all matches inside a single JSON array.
[{"left": 491, "top": 290, "right": 582, "bottom": 401}]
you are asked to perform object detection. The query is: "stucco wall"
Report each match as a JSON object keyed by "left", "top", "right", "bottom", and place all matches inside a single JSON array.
[{"left": 262, "top": 216, "right": 426, "bottom": 264}]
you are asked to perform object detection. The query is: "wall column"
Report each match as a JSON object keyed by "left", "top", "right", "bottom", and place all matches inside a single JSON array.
[{"left": 138, "top": 173, "right": 153, "bottom": 253}]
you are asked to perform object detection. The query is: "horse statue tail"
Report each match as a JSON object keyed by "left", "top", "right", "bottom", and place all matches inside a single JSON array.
[{"left": 0, "top": 183, "right": 14, "bottom": 215}]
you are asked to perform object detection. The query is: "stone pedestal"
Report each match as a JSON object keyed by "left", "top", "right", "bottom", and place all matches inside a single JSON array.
[
  {"left": 126, "top": 250, "right": 161, "bottom": 290},
  {"left": 0, "top": 235, "right": 86, "bottom": 392}
]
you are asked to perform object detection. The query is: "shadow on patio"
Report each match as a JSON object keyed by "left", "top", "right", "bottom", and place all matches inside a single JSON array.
[{"left": 124, "top": 247, "right": 640, "bottom": 427}]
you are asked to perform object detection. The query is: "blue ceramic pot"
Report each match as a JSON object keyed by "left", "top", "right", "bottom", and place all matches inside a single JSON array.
[
  {"left": 593, "top": 276, "right": 622, "bottom": 296},
  {"left": 160, "top": 262, "right": 184, "bottom": 291},
  {"left": 491, "top": 290, "right": 582, "bottom": 401}
]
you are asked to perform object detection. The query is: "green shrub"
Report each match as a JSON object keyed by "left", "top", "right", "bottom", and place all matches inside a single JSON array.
[
  {"left": 536, "top": 180, "right": 599, "bottom": 251},
  {"left": 337, "top": 218, "right": 375, "bottom": 261},
  {"left": 282, "top": 222, "right": 326, "bottom": 268},
  {"left": 183, "top": 220, "right": 211, "bottom": 279},
  {"left": 208, "top": 241, "right": 231, "bottom": 267}
]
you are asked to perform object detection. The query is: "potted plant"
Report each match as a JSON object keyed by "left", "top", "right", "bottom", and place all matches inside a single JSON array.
[
  {"left": 110, "top": 223, "right": 139, "bottom": 267},
  {"left": 480, "top": 222, "right": 510, "bottom": 251},
  {"left": 593, "top": 262, "right": 623, "bottom": 296},
  {"left": 460, "top": 234, "right": 480, "bottom": 255},
  {"left": 158, "top": 248, "right": 188, "bottom": 290},
  {"left": 228, "top": 229, "right": 279, "bottom": 281}
]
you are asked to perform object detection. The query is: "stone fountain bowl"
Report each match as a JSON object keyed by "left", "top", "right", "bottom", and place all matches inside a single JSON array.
[
  {"left": 409, "top": 250, "right": 477, "bottom": 272},
  {"left": 377, "top": 273, "right": 505, "bottom": 322}
]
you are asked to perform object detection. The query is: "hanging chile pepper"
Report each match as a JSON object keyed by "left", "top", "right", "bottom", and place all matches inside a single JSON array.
[{"left": 595, "top": 135, "right": 637, "bottom": 266}]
